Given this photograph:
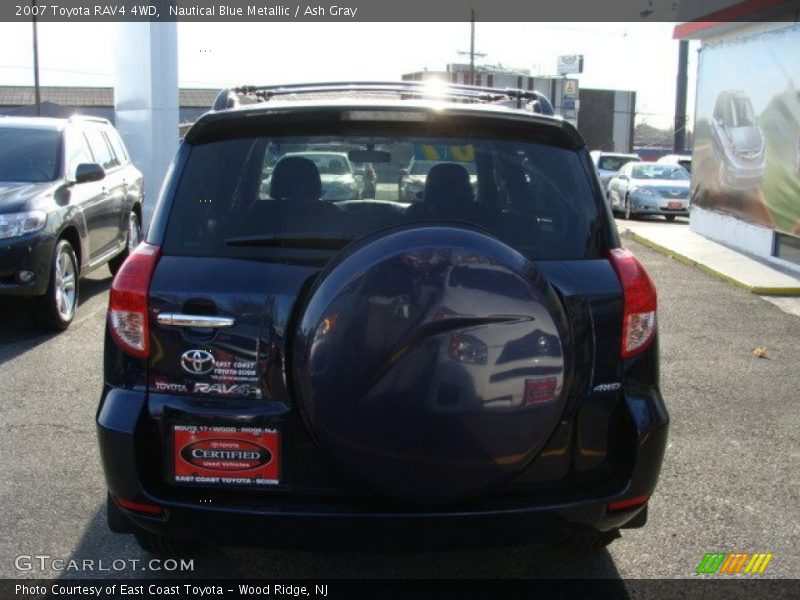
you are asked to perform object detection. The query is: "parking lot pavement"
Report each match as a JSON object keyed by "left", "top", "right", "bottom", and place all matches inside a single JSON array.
[{"left": 1, "top": 241, "right": 798, "bottom": 580}]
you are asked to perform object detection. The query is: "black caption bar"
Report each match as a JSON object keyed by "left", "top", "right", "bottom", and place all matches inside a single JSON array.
[
  {"left": 2, "top": 0, "right": 798, "bottom": 22},
  {"left": 3, "top": 579, "right": 800, "bottom": 600}
]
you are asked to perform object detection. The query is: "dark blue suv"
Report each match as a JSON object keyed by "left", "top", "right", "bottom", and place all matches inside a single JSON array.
[{"left": 97, "top": 82, "right": 667, "bottom": 554}]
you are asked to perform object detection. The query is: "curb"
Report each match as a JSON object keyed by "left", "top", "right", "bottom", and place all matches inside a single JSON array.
[{"left": 623, "top": 230, "right": 800, "bottom": 297}]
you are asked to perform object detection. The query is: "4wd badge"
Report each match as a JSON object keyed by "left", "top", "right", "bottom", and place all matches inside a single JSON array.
[{"left": 181, "top": 350, "right": 215, "bottom": 375}]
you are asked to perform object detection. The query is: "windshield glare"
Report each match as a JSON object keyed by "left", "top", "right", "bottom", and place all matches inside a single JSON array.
[
  {"left": 164, "top": 134, "right": 603, "bottom": 261},
  {"left": 0, "top": 128, "right": 61, "bottom": 183}
]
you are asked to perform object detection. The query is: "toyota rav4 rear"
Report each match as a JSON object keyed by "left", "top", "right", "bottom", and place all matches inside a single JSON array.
[{"left": 97, "top": 83, "right": 668, "bottom": 554}]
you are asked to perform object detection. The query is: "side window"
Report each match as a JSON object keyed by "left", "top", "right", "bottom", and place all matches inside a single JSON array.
[
  {"left": 64, "top": 128, "right": 95, "bottom": 180},
  {"left": 106, "top": 128, "right": 129, "bottom": 164},
  {"left": 84, "top": 128, "right": 119, "bottom": 171}
]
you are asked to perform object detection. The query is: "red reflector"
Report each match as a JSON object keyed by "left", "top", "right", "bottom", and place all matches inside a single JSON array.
[
  {"left": 608, "top": 248, "right": 657, "bottom": 358},
  {"left": 524, "top": 377, "right": 557, "bottom": 405},
  {"left": 114, "top": 496, "right": 163, "bottom": 515},
  {"left": 108, "top": 243, "right": 160, "bottom": 358},
  {"left": 607, "top": 494, "right": 649, "bottom": 512}
]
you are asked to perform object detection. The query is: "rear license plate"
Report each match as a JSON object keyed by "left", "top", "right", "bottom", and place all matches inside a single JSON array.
[
  {"left": 171, "top": 424, "right": 280, "bottom": 487},
  {"left": 667, "top": 201, "right": 683, "bottom": 210}
]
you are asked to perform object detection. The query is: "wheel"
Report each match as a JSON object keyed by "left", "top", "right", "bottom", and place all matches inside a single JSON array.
[
  {"left": 108, "top": 211, "right": 141, "bottom": 276},
  {"left": 31, "top": 239, "right": 79, "bottom": 331},
  {"left": 665, "top": 215, "right": 676, "bottom": 222},
  {"left": 133, "top": 530, "right": 195, "bottom": 556},
  {"left": 622, "top": 195, "right": 632, "bottom": 220}
]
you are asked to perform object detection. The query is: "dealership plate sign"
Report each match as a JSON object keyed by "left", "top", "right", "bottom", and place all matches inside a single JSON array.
[{"left": 172, "top": 425, "right": 280, "bottom": 487}]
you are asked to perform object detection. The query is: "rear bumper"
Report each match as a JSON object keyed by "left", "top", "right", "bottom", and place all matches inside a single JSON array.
[
  {"left": 97, "top": 386, "right": 668, "bottom": 547},
  {"left": 0, "top": 233, "right": 54, "bottom": 297},
  {"left": 630, "top": 196, "right": 689, "bottom": 218},
  {"left": 632, "top": 206, "right": 689, "bottom": 218}
]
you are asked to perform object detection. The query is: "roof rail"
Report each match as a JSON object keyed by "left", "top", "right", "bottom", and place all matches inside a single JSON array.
[{"left": 211, "top": 81, "right": 555, "bottom": 115}]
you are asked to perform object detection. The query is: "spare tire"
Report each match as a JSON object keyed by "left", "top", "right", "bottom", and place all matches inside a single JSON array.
[{"left": 293, "top": 225, "right": 571, "bottom": 503}]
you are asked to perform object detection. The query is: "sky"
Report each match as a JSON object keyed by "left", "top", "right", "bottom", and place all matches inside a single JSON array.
[{"left": 0, "top": 21, "right": 696, "bottom": 130}]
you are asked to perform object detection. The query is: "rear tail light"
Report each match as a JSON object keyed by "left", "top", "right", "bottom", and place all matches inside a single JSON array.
[
  {"left": 114, "top": 495, "right": 164, "bottom": 516},
  {"left": 608, "top": 248, "right": 657, "bottom": 358},
  {"left": 607, "top": 494, "right": 649, "bottom": 512},
  {"left": 108, "top": 243, "right": 161, "bottom": 357}
]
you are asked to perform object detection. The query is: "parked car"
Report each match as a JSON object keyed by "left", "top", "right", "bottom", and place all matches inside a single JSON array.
[
  {"left": 0, "top": 116, "right": 143, "bottom": 330},
  {"left": 590, "top": 151, "right": 641, "bottom": 190},
  {"left": 98, "top": 82, "right": 667, "bottom": 555},
  {"left": 283, "top": 151, "right": 361, "bottom": 201},
  {"left": 710, "top": 90, "right": 766, "bottom": 189},
  {"left": 607, "top": 162, "right": 690, "bottom": 221},
  {"left": 657, "top": 154, "right": 692, "bottom": 173},
  {"left": 399, "top": 159, "right": 478, "bottom": 202}
]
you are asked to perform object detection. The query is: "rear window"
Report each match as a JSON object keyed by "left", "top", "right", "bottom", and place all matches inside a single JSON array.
[
  {"left": 163, "top": 134, "right": 604, "bottom": 262},
  {"left": 0, "top": 127, "right": 61, "bottom": 182}
]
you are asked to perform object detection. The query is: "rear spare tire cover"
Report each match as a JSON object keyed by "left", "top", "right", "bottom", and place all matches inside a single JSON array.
[{"left": 293, "top": 225, "right": 571, "bottom": 502}]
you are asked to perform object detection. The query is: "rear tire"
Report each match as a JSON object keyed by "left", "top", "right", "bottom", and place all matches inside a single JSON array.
[
  {"left": 31, "top": 239, "right": 79, "bottom": 331},
  {"left": 108, "top": 211, "right": 141, "bottom": 276},
  {"left": 665, "top": 215, "right": 676, "bottom": 222},
  {"left": 133, "top": 530, "right": 195, "bottom": 556}
]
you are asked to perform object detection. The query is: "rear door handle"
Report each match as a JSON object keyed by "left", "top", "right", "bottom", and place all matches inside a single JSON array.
[{"left": 156, "top": 313, "right": 235, "bottom": 328}]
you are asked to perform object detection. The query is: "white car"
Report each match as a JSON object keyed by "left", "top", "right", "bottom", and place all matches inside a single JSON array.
[
  {"left": 590, "top": 151, "right": 641, "bottom": 190},
  {"left": 607, "top": 162, "right": 690, "bottom": 221},
  {"left": 424, "top": 261, "right": 564, "bottom": 413}
]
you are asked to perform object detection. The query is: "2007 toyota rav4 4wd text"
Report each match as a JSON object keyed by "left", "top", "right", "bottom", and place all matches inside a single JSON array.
[{"left": 97, "top": 82, "right": 668, "bottom": 554}]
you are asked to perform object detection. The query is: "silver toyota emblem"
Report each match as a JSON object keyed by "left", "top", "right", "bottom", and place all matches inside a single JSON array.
[{"left": 181, "top": 350, "right": 215, "bottom": 375}]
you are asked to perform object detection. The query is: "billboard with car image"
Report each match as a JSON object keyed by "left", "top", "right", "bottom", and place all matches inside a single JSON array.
[{"left": 692, "top": 24, "right": 800, "bottom": 237}]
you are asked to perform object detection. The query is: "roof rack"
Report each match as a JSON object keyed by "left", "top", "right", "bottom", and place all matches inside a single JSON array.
[{"left": 212, "top": 81, "right": 555, "bottom": 115}]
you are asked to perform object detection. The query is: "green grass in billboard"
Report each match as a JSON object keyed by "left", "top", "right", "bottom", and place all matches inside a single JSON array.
[{"left": 759, "top": 89, "right": 800, "bottom": 234}]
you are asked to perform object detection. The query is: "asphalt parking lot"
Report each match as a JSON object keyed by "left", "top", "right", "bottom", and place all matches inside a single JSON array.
[{"left": 1, "top": 218, "right": 798, "bottom": 580}]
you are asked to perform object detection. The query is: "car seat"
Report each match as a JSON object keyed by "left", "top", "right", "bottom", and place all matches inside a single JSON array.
[{"left": 404, "top": 163, "right": 479, "bottom": 224}]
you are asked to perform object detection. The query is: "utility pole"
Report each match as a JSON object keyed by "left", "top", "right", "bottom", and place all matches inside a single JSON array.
[
  {"left": 674, "top": 39, "right": 689, "bottom": 153},
  {"left": 457, "top": 10, "right": 486, "bottom": 86},
  {"left": 32, "top": 0, "right": 42, "bottom": 116}
]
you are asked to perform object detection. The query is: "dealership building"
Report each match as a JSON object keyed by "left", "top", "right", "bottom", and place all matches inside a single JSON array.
[{"left": 402, "top": 64, "right": 637, "bottom": 154}]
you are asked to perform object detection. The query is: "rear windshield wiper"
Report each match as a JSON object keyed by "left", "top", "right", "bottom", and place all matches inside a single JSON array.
[{"left": 225, "top": 233, "right": 354, "bottom": 250}]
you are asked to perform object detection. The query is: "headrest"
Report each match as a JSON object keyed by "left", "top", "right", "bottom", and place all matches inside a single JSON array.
[
  {"left": 423, "top": 163, "right": 473, "bottom": 207},
  {"left": 270, "top": 156, "right": 322, "bottom": 201}
]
